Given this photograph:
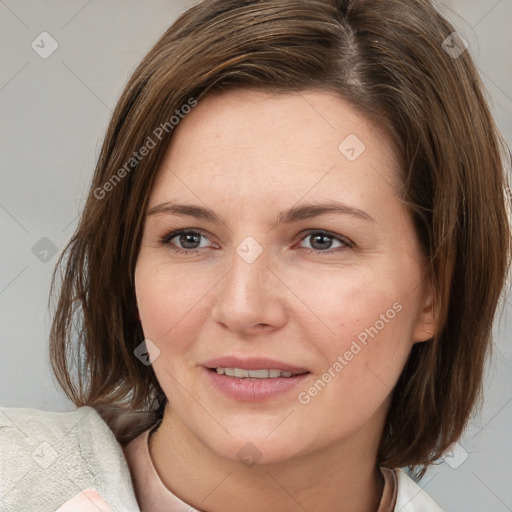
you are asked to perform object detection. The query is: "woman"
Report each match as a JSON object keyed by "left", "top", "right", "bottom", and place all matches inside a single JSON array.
[{"left": 1, "top": 0, "right": 510, "bottom": 510}]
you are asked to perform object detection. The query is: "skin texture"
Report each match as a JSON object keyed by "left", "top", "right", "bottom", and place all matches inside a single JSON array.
[{"left": 133, "top": 88, "right": 436, "bottom": 512}]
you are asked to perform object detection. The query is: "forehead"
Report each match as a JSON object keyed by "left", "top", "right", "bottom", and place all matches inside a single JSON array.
[{"left": 149, "top": 88, "right": 401, "bottom": 208}]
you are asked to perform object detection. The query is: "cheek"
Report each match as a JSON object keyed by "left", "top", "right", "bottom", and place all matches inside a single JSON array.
[
  {"left": 290, "top": 266, "right": 413, "bottom": 353},
  {"left": 135, "top": 263, "right": 168, "bottom": 341},
  {"left": 135, "top": 257, "right": 204, "bottom": 341},
  {"left": 293, "top": 269, "right": 416, "bottom": 408},
  {"left": 134, "top": 261, "right": 205, "bottom": 396}
]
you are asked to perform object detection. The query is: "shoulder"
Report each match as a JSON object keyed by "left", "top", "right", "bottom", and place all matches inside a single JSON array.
[
  {"left": 394, "top": 468, "right": 444, "bottom": 511},
  {"left": 0, "top": 405, "right": 140, "bottom": 512},
  {"left": 0, "top": 404, "right": 106, "bottom": 442}
]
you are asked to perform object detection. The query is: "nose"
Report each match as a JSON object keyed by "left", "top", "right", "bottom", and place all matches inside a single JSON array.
[{"left": 211, "top": 239, "right": 287, "bottom": 337}]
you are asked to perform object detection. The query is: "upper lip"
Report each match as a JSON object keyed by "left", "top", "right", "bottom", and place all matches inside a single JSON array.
[{"left": 203, "top": 357, "right": 309, "bottom": 374}]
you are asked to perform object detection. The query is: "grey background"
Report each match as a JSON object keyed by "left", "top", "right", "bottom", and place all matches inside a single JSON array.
[{"left": 1, "top": 1, "right": 511, "bottom": 510}]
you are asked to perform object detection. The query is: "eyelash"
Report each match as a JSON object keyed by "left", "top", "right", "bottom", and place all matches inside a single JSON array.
[{"left": 158, "top": 229, "right": 354, "bottom": 256}]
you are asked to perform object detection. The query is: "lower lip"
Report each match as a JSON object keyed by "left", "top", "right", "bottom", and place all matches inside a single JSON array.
[{"left": 204, "top": 368, "right": 310, "bottom": 402}]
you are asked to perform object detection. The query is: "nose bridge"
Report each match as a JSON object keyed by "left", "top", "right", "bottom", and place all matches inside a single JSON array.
[
  {"left": 212, "top": 234, "right": 284, "bottom": 332},
  {"left": 224, "top": 235, "right": 269, "bottom": 308}
]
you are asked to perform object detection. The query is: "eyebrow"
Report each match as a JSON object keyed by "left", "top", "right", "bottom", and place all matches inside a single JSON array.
[{"left": 147, "top": 200, "right": 375, "bottom": 224}]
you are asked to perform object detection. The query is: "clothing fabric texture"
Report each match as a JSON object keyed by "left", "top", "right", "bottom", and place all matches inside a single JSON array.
[{"left": 0, "top": 405, "right": 444, "bottom": 511}]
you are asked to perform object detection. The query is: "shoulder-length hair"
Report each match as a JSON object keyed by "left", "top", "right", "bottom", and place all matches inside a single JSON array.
[{"left": 49, "top": 0, "right": 511, "bottom": 477}]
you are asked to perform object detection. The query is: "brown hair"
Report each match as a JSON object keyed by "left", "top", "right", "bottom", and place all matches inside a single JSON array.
[{"left": 48, "top": 0, "right": 511, "bottom": 477}]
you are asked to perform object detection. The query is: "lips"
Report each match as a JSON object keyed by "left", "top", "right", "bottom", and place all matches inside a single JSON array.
[
  {"left": 202, "top": 356, "right": 311, "bottom": 401},
  {"left": 203, "top": 356, "right": 309, "bottom": 374}
]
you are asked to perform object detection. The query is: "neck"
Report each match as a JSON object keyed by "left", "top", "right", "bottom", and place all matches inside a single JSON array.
[{"left": 149, "top": 406, "right": 386, "bottom": 512}]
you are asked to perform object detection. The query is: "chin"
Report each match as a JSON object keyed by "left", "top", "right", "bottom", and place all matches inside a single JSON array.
[{"left": 196, "top": 423, "right": 315, "bottom": 467}]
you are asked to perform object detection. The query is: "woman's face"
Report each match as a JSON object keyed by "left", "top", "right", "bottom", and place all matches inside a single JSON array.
[{"left": 135, "top": 88, "right": 434, "bottom": 464}]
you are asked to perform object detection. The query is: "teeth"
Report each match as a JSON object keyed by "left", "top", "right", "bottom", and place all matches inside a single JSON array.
[{"left": 215, "top": 367, "right": 296, "bottom": 378}]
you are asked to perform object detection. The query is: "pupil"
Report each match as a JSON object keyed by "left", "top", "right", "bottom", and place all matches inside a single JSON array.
[
  {"left": 311, "top": 234, "right": 331, "bottom": 250},
  {"left": 181, "top": 233, "right": 200, "bottom": 249}
]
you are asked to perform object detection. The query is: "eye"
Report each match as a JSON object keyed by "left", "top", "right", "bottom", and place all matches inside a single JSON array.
[
  {"left": 159, "top": 229, "right": 215, "bottom": 254},
  {"left": 297, "top": 230, "right": 354, "bottom": 255},
  {"left": 159, "top": 229, "right": 354, "bottom": 255}
]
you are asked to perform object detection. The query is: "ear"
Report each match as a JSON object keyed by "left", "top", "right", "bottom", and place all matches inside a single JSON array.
[{"left": 412, "top": 276, "right": 437, "bottom": 343}]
